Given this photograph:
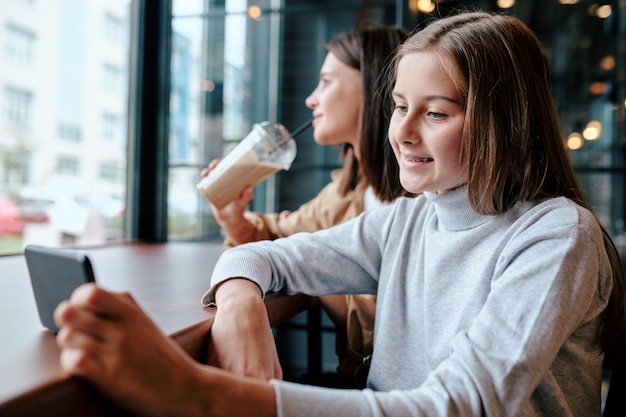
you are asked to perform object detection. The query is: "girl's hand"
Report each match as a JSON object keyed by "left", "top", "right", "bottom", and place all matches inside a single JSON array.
[
  {"left": 207, "top": 279, "right": 283, "bottom": 381},
  {"left": 54, "top": 283, "right": 207, "bottom": 416}
]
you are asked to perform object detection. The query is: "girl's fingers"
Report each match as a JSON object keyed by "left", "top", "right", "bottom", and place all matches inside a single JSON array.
[
  {"left": 63, "top": 283, "right": 140, "bottom": 323},
  {"left": 57, "top": 333, "right": 108, "bottom": 377},
  {"left": 59, "top": 348, "right": 100, "bottom": 377}
]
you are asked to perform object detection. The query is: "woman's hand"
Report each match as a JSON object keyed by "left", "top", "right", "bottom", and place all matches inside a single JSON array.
[
  {"left": 200, "top": 159, "right": 257, "bottom": 245},
  {"left": 207, "top": 279, "right": 283, "bottom": 381}
]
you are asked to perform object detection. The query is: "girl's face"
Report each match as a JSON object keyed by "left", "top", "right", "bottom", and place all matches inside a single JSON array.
[
  {"left": 388, "top": 51, "right": 466, "bottom": 194},
  {"left": 305, "top": 52, "right": 363, "bottom": 150}
]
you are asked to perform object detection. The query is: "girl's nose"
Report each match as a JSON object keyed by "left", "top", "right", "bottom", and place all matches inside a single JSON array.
[{"left": 393, "top": 116, "right": 419, "bottom": 144}]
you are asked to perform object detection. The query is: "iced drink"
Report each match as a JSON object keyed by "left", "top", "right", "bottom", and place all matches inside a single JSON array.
[{"left": 197, "top": 122, "right": 297, "bottom": 209}]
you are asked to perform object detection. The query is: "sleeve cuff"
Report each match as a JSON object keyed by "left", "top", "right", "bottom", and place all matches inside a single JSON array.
[{"left": 200, "top": 278, "right": 265, "bottom": 307}]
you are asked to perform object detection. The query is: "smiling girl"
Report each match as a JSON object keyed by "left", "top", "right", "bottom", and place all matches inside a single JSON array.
[{"left": 55, "top": 11, "right": 626, "bottom": 417}]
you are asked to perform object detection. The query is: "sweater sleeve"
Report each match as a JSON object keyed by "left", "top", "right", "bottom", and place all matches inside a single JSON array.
[
  {"left": 223, "top": 168, "right": 364, "bottom": 247},
  {"left": 203, "top": 203, "right": 393, "bottom": 305}
]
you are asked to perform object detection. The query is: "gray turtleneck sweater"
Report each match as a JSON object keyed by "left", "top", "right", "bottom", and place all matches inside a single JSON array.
[{"left": 205, "top": 187, "right": 612, "bottom": 416}]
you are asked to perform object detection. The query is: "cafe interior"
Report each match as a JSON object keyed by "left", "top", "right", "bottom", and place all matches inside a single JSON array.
[{"left": 0, "top": 0, "right": 625, "bottom": 415}]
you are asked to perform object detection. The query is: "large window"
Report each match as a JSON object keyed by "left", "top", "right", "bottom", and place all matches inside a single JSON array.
[{"left": 0, "top": 0, "right": 130, "bottom": 253}]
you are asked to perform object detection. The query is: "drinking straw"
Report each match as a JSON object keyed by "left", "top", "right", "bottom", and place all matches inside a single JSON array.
[{"left": 290, "top": 118, "right": 313, "bottom": 139}]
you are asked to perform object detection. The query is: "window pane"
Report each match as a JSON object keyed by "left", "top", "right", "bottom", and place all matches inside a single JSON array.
[
  {"left": 168, "top": 4, "right": 208, "bottom": 239},
  {"left": 0, "top": 0, "right": 131, "bottom": 254},
  {"left": 4, "top": 24, "right": 35, "bottom": 64},
  {"left": 2, "top": 86, "right": 34, "bottom": 126},
  {"left": 169, "top": 0, "right": 286, "bottom": 240}
]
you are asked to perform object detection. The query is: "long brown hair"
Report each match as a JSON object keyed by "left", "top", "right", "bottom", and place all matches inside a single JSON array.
[
  {"left": 392, "top": 11, "right": 626, "bottom": 367},
  {"left": 326, "top": 26, "right": 410, "bottom": 201}
]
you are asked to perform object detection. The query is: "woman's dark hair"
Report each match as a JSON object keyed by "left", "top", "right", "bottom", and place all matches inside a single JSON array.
[
  {"left": 391, "top": 11, "right": 626, "bottom": 367},
  {"left": 326, "top": 26, "right": 410, "bottom": 201}
]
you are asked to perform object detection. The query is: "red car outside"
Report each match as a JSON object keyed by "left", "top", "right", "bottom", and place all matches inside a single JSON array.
[{"left": 0, "top": 196, "right": 23, "bottom": 236}]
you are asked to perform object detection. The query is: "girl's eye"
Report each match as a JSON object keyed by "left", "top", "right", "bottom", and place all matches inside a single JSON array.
[
  {"left": 428, "top": 111, "right": 446, "bottom": 120},
  {"left": 393, "top": 104, "right": 408, "bottom": 113}
]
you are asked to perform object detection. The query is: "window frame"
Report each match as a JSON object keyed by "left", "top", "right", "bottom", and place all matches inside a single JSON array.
[{"left": 125, "top": 0, "right": 171, "bottom": 242}]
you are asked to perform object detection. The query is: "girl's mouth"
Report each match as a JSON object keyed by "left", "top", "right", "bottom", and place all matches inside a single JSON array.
[{"left": 405, "top": 155, "right": 433, "bottom": 163}]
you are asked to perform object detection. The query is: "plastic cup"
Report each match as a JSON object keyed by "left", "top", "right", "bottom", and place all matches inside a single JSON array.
[{"left": 197, "top": 121, "right": 297, "bottom": 209}]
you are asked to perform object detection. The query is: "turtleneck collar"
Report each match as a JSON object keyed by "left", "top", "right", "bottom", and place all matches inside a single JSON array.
[{"left": 422, "top": 186, "right": 492, "bottom": 231}]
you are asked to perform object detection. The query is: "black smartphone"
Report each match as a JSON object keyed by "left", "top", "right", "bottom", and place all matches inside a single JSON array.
[{"left": 24, "top": 244, "right": 96, "bottom": 333}]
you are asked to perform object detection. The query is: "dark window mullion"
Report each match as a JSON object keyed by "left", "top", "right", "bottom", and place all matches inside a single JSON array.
[{"left": 126, "top": 0, "right": 171, "bottom": 242}]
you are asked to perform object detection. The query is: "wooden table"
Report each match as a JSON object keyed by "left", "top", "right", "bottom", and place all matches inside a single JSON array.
[{"left": 0, "top": 242, "right": 315, "bottom": 416}]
